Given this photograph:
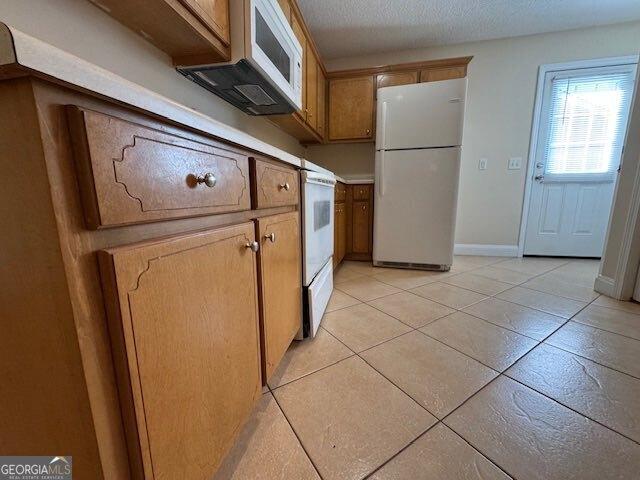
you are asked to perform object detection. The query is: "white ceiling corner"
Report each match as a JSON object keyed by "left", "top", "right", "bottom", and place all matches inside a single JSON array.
[{"left": 297, "top": 0, "right": 640, "bottom": 60}]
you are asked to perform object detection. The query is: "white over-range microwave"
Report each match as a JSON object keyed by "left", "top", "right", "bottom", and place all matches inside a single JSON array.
[{"left": 177, "top": 0, "right": 303, "bottom": 115}]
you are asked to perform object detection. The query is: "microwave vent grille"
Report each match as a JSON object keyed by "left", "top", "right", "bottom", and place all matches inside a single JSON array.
[{"left": 234, "top": 84, "right": 276, "bottom": 106}]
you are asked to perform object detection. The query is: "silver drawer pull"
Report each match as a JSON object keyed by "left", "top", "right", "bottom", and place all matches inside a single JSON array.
[
  {"left": 264, "top": 232, "right": 276, "bottom": 243},
  {"left": 196, "top": 172, "right": 217, "bottom": 188},
  {"left": 279, "top": 182, "right": 290, "bottom": 191},
  {"left": 245, "top": 241, "right": 259, "bottom": 252}
]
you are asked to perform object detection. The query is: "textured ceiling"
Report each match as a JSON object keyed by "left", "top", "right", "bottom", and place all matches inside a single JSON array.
[{"left": 297, "top": 0, "right": 640, "bottom": 60}]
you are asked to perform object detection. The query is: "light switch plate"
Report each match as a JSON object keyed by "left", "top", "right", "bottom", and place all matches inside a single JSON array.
[
  {"left": 479, "top": 158, "right": 488, "bottom": 170},
  {"left": 508, "top": 157, "right": 522, "bottom": 170}
]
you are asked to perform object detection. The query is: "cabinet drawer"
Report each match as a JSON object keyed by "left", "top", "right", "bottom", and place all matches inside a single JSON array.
[
  {"left": 99, "top": 223, "right": 262, "bottom": 480},
  {"left": 251, "top": 158, "right": 300, "bottom": 209},
  {"left": 352, "top": 184, "right": 371, "bottom": 201},
  {"left": 67, "top": 107, "right": 251, "bottom": 228},
  {"left": 335, "top": 182, "right": 346, "bottom": 202}
]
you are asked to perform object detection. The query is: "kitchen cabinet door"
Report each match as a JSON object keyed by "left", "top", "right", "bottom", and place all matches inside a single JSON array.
[
  {"left": 291, "top": 14, "right": 307, "bottom": 114},
  {"left": 181, "top": 0, "right": 230, "bottom": 45},
  {"left": 306, "top": 49, "right": 319, "bottom": 132},
  {"left": 337, "top": 204, "right": 347, "bottom": 264},
  {"left": 99, "top": 222, "right": 262, "bottom": 480},
  {"left": 420, "top": 66, "right": 467, "bottom": 82},
  {"left": 317, "top": 66, "right": 327, "bottom": 139},
  {"left": 276, "top": 0, "right": 291, "bottom": 22},
  {"left": 377, "top": 71, "right": 418, "bottom": 89},
  {"left": 352, "top": 200, "right": 372, "bottom": 255},
  {"left": 334, "top": 203, "right": 346, "bottom": 267},
  {"left": 256, "top": 211, "right": 302, "bottom": 380},
  {"left": 329, "top": 76, "right": 375, "bottom": 141}
]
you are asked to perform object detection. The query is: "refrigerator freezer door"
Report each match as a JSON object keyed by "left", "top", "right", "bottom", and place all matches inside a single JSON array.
[
  {"left": 374, "top": 147, "right": 461, "bottom": 267},
  {"left": 376, "top": 79, "right": 466, "bottom": 150}
]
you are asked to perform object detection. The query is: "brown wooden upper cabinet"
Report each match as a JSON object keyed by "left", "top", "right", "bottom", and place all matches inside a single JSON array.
[
  {"left": 329, "top": 76, "right": 375, "bottom": 141},
  {"left": 420, "top": 65, "right": 467, "bottom": 82},
  {"left": 181, "top": 0, "right": 230, "bottom": 45},
  {"left": 269, "top": 3, "right": 326, "bottom": 143},
  {"left": 317, "top": 66, "right": 327, "bottom": 138},
  {"left": 377, "top": 71, "right": 419, "bottom": 89},
  {"left": 276, "top": 0, "right": 291, "bottom": 21},
  {"left": 88, "top": 0, "right": 230, "bottom": 65}
]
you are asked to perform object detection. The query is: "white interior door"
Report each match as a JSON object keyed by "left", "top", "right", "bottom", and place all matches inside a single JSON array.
[{"left": 524, "top": 63, "right": 637, "bottom": 257}]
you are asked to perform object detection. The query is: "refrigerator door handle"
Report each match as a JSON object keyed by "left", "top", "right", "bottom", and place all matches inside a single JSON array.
[
  {"left": 377, "top": 101, "right": 388, "bottom": 149},
  {"left": 378, "top": 150, "right": 385, "bottom": 197}
]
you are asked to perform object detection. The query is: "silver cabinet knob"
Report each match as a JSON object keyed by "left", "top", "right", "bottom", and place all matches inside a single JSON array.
[
  {"left": 245, "top": 241, "right": 259, "bottom": 252},
  {"left": 279, "top": 182, "right": 290, "bottom": 191},
  {"left": 196, "top": 172, "right": 217, "bottom": 188},
  {"left": 264, "top": 232, "right": 276, "bottom": 243},
  {"left": 534, "top": 174, "right": 544, "bottom": 182}
]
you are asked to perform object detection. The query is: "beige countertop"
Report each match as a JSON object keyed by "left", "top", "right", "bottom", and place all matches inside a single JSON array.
[{"left": 0, "top": 22, "right": 331, "bottom": 173}]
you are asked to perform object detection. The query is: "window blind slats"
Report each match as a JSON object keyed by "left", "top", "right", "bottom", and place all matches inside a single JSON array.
[{"left": 543, "top": 70, "right": 635, "bottom": 182}]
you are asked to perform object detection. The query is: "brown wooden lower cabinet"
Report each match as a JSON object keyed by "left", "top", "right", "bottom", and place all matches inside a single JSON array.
[
  {"left": 334, "top": 183, "right": 374, "bottom": 266},
  {"left": 256, "top": 211, "right": 302, "bottom": 380},
  {"left": 334, "top": 200, "right": 346, "bottom": 267},
  {"left": 0, "top": 74, "right": 303, "bottom": 480},
  {"left": 99, "top": 223, "right": 262, "bottom": 480},
  {"left": 352, "top": 198, "right": 372, "bottom": 255}
]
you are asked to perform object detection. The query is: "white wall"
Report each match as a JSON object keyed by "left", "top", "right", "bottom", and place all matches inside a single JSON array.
[
  {"left": 308, "top": 21, "right": 640, "bottom": 247},
  {"left": 0, "top": 0, "right": 304, "bottom": 157}
]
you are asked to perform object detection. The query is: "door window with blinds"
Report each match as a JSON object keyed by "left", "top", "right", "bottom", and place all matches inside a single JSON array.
[{"left": 540, "top": 64, "right": 636, "bottom": 182}]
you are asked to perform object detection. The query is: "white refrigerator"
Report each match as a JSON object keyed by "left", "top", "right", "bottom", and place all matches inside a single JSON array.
[{"left": 374, "top": 78, "right": 466, "bottom": 270}]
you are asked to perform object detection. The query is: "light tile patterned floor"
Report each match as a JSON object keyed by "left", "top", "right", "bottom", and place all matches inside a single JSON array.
[{"left": 216, "top": 256, "right": 640, "bottom": 480}]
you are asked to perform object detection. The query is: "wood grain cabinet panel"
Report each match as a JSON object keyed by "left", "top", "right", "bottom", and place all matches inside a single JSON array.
[
  {"left": 291, "top": 14, "right": 307, "bottom": 114},
  {"left": 352, "top": 184, "right": 371, "bottom": 201},
  {"left": 305, "top": 49, "right": 318, "bottom": 131},
  {"left": 333, "top": 202, "right": 346, "bottom": 267},
  {"left": 86, "top": 0, "right": 230, "bottom": 65},
  {"left": 99, "top": 223, "right": 262, "bottom": 480},
  {"left": 420, "top": 66, "right": 467, "bottom": 82},
  {"left": 276, "top": 0, "right": 291, "bottom": 21},
  {"left": 352, "top": 200, "right": 371, "bottom": 254},
  {"left": 256, "top": 211, "right": 302, "bottom": 380},
  {"left": 317, "top": 66, "right": 327, "bottom": 139},
  {"left": 329, "top": 76, "right": 375, "bottom": 141},
  {"left": 335, "top": 182, "right": 347, "bottom": 203},
  {"left": 67, "top": 107, "right": 250, "bottom": 228},
  {"left": 180, "top": 0, "right": 230, "bottom": 45},
  {"left": 251, "top": 158, "right": 300, "bottom": 209},
  {"left": 377, "top": 71, "right": 418, "bottom": 89}
]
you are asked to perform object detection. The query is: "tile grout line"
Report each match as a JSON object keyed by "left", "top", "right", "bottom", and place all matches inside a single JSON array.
[
  {"left": 304, "top": 258, "right": 634, "bottom": 478},
  {"left": 340, "top": 266, "right": 640, "bottom": 456},
  {"left": 501, "top": 371, "right": 640, "bottom": 447},
  {"left": 567, "top": 317, "right": 640, "bottom": 342},
  {"left": 268, "top": 387, "right": 326, "bottom": 480}
]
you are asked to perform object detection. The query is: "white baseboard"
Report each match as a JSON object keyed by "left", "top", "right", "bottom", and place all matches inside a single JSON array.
[
  {"left": 454, "top": 244, "right": 519, "bottom": 257},
  {"left": 594, "top": 274, "right": 617, "bottom": 298}
]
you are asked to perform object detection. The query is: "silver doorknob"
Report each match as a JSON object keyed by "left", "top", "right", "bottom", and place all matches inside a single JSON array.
[
  {"left": 245, "top": 241, "right": 259, "bottom": 252},
  {"left": 279, "top": 182, "right": 290, "bottom": 191},
  {"left": 264, "top": 232, "right": 276, "bottom": 243},
  {"left": 196, "top": 172, "right": 217, "bottom": 188},
  {"left": 534, "top": 174, "right": 544, "bottom": 182}
]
